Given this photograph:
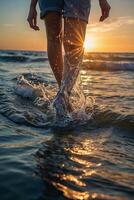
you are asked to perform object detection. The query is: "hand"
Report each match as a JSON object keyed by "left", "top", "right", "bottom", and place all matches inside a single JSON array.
[
  {"left": 99, "top": 0, "right": 111, "bottom": 22},
  {"left": 27, "top": 6, "right": 40, "bottom": 31}
]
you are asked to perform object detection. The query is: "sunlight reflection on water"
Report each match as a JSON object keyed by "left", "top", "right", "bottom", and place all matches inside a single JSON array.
[{"left": 35, "top": 132, "right": 107, "bottom": 200}]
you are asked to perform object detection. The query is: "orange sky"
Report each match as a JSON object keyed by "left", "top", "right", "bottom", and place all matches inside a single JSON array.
[{"left": 0, "top": 0, "right": 134, "bottom": 52}]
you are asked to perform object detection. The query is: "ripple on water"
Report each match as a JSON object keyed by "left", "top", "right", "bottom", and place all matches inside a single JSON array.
[{"left": 35, "top": 131, "right": 134, "bottom": 200}]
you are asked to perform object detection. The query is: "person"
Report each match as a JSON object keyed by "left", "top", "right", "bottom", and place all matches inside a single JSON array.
[{"left": 27, "top": 0, "right": 111, "bottom": 121}]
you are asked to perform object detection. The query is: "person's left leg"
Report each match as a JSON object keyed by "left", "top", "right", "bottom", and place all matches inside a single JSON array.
[
  {"left": 44, "top": 12, "right": 63, "bottom": 87},
  {"left": 38, "top": 0, "right": 64, "bottom": 86}
]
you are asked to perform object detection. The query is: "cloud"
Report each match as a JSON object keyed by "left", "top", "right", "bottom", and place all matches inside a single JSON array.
[{"left": 87, "top": 16, "right": 134, "bottom": 33}]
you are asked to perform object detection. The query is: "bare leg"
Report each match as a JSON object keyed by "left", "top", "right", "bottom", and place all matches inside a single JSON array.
[
  {"left": 54, "top": 18, "right": 87, "bottom": 118},
  {"left": 62, "top": 17, "right": 87, "bottom": 94},
  {"left": 44, "top": 12, "right": 63, "bottom": 87}
]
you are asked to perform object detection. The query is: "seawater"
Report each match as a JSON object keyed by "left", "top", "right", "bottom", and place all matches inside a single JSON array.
[{"left": 0, "top": 50, "right": 134, "bottom": 200}]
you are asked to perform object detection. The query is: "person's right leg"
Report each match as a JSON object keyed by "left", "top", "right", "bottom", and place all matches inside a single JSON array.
[
  {"left": 53, "top": 18, "right": 87, "bottom": 119},
  {"left": 44, "top": 12, "right": 63, "bottom": 87},
  {"left": 62, "top": 17, "right": 87, "bottom": 94},
  {"left": 53, "top": 0, "right": 91, "bottom": 120}
]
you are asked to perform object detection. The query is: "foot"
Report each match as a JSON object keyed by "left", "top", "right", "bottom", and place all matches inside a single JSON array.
[{"left": 53, "top": 93, "right": 68, "bottom": 120}]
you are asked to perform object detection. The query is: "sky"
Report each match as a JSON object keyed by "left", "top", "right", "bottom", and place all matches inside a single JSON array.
[{"left": 0, "top": 0, "right": 134, "bottom": 52}]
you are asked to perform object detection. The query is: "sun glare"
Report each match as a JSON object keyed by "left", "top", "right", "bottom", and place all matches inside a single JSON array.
[{"left": 84, "top": 36, "right": 95, "bottom": 52}]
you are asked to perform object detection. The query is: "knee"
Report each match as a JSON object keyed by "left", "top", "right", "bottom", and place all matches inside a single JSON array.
[
  {"left": 63, "top": 37, "right": 84, "bottom": 52},
  {"left": 63, "top": 39, "right": 84, "bottom": 59}
]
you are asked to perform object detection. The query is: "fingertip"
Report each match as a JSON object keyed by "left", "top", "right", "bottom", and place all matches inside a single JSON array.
[{"left": 33, "top": 26, "right": 40, "bottom": 31}]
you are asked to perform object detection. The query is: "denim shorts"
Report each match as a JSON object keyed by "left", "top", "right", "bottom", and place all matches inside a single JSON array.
[{"left": 38, "top": 0, "right": 91, "bottom": 23}]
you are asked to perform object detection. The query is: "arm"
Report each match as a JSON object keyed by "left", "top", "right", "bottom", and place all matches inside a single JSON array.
[
  {"left": 99, "top": 0, "right": 111, "bottom": 22},
  {"left": 27, "top": 0, "right": 40, "bottom": 30}
]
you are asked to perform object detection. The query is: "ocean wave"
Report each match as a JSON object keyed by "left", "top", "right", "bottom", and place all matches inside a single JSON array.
[
  {"left": 0, "top": 55, "right": 48, "bottom": 63},
  {"left": 0, "top": 52, "right": 134, "bottom": 71},
  {"left": 82, "top": 60, "right": 134, "bottom": 71},
  {"left": 1, "top": 56, "right": 134, "bottom": 71},
  {"left": 0, "top": 55, "right": 29, "bottom": 63},
  {"left": 28, "top": 57, "right": 48, "bottom": 62},
  {"left": 84, "top": 53, "right": 134, "bottom": 62},
  {"left": 92, "top": 106, "right": 134, "bottom": 132}
]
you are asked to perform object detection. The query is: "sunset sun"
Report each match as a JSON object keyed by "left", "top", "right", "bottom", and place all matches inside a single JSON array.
[{"left": 84, "top": 36, "right": 95, "bottom": 52}]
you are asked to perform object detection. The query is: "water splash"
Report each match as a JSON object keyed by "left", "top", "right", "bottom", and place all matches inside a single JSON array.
[
  {"left": 0, "top": 71, "right": 133, "bottom": 131},
  {"left": 14, "top": 73, "right": 95, "bottom": 128},
  {"left": 69, "top": 73, "right": 95, "bottom": 123}
]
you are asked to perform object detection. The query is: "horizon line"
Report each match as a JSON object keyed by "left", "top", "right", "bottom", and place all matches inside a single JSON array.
[{"left": 0, "top": 48, "right": 134, "bottom": 54}]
